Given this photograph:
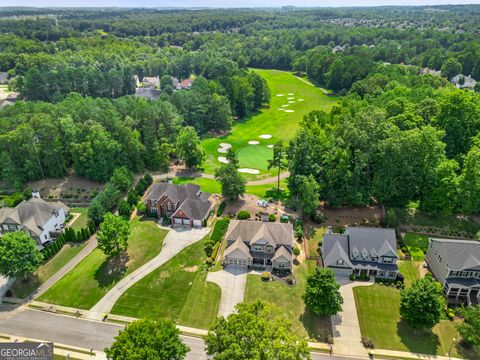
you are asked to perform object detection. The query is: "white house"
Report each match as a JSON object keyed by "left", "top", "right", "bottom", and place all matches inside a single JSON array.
[{"left": 0, "top": 196, "right": 69, "bottom": 246}]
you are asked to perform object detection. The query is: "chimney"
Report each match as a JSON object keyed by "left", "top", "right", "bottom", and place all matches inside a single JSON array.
[
  {"left": 327, "top": 226, "right": 333, "bottom": 235},
  {"left": 31, "top": 189, "right": 41, "bottom": 198}
]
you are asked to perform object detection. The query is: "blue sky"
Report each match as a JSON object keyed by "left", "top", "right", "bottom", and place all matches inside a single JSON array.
[{"left": 1, "top": 0, "right": 478, "bottom": 7}]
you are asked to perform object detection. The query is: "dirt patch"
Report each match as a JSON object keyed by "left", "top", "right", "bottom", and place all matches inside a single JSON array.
[
  {"left": 183, "top": 266, "right": 198, "bottom": 272},
  {"left": 223, "top": 194, "right": 298, "bottom": 220},
  {"left": 321, "top": 205, "right": 382, "bottom": 227},
  {"left": 27, "top": 175, "right": 104, "bottom": 204},
  {"left": 418, "top": 262, "right": 429, "bottom": 278}
]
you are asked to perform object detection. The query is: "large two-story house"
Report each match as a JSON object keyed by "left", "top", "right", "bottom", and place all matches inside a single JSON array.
[
  {"left": 322, "top": 227, "right": 398, "bottom": 279},
  {"left": 0, "top": 196, "right": 69, "bottom": 246},
  {"left": 223, "top": 220, "right": 293, "bottom": 271},
  {"left": 144, "top": 183, "right": 213, "bottom": 227},
  {"left": 425, "top": 238, "right": 480, "bottom": 306}
]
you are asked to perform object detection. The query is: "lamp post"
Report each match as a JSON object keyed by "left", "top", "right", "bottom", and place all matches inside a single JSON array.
[{"left": 448, "top": 337, "right": 456, "bottom": 358}]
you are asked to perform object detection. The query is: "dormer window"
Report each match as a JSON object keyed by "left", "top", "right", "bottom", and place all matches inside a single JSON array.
[{"left": 337, "top": 259, "right": 344, "bottom": 265}]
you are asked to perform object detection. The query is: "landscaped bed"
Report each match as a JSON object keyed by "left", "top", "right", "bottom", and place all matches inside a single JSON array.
[
  {"left": 244, "top": 260, "right": 332, "bottom": 342},
  {"left": 9, "top": 242, "right": 87, "bottom": 298},
  {"left": 111, "top": 238, "right": 221, "bottom": 330},
  {"left": 403, "top": 233, "right": 430, "bottom": 260},
  {"left": 38, "top": 217, "right": 167, "bottom": 309},
  {"left": 354, "top": 285, "right": 480, "bottom": 359},
  {"left": 397, "top": 260, "right": 421, "bottom": 288}
]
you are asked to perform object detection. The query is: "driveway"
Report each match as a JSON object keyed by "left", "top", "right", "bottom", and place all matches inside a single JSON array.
[
  {"left": 331, "top": 277, "right": 373, "bottom": 356},
  {"left": 86, "top": 226, "right": 210, "bottom": 320},
  {"left": 207, "top": 266, "right": 247, "bottom": 317}
]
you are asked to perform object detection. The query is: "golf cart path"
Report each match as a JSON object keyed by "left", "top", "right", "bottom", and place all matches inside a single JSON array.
[{"left": 86, "top": 226, "right": 210, "bottom": 320}]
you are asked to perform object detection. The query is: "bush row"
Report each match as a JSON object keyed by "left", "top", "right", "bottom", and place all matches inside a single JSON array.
[
  {"left": 41, "top": 235, "right": 66, "bottom": 261},
  {"left": 204, "top": 218, "right": 230, "bottom": 258}
]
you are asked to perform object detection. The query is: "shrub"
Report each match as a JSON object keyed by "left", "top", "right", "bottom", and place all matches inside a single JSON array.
[
  {"left": 326, "top": 335, "right": 334, "bottom": 345},
  {"left": 261, "top": 272, "right": 270, "bottom": 281},
  {"left": 280, "top": 215, "right": 289, "bottom": 223},
  {"left": 447, "top": 311, "right": 455, "bottom": 320},
  {"left": 237, "top": 211, "right": 251, "bottom": 220},
  {"left": 204, "top": 241, "right": 214, "bottom": 257},
  {"left": 401, "top": 246, "right": 407, "bottom": 253},
  {"left": 118, "top": 199, "right": 133, "bottom": 219},
  {"left": 268, "top": 214, "right": 276, "bottom": 222},
  {"left": 211, "top": 218, "right": 230, "bottom": 243},
  {"left": 362, "top": 337, "right": 375, "bottom": 349},
  {"left": 295, "top": 226, "right": 304, "bottom": 240},
  {"left": 349, "top": 274, "right": 356, "bottom": 281},
  {"left": 311, "top": 209, "right": 326, "bottom": 224},
  {"left": 217, "top": 201, "right": 226, "bottom": 216},
  {"left": 211, "top": 241, "right": 221, "bottom": 260},
  {"left": 205, "top": 257, "right": 213, "bottom": 266},
  {"left": 136, "top": 201, "right": 147, "bottom": 215},
  {"left": 396, "top": 272, "right": 405, "bottom": 283}
]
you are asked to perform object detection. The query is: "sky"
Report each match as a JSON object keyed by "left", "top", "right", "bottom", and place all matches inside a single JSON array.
[{"left": 1, "top": 0, "right": 479, "bottom": 8}]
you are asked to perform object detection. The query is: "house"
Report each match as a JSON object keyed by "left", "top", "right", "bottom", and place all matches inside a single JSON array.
[
  {"left": 223, "top": 220, "right": 293, "bottom": 271},
  {"left": 425, "top": 238, "right": 480, "bottom": 306},
  {"left": 133, "top": 75, "right": 140, "bottom": 88},
  {"left": 141, "top": 76, "right": 160, "bottom": 88},
  {"left": 135, "top": 87, "right": 161, "bottom": 100},
  {"left": 144, "top": 183, "right": 213, "bottom": 227},
  {"left": 420, "top": 67, "right": 442, "bottom": 77},
  {"left": 171, "top": 77, "right": 180, "bottom": 89},
  {"left": 175, "top": 78, "right": 193, "bottom": 90},
  {"left": 451, "top": 74, "right": 477, "bottom": 90},
  {"left": 0, "top": 196, "right": 69, "bottom": 246},
  {"left": 322, "top": 227, "right": 398, "bottom": 279}
]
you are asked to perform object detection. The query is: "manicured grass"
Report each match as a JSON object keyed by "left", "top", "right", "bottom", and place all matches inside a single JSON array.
[
  {"left": 354, "top": 285, "right": 479, "bottom": 359},
  {"left": 404, "top": 233, "right": 429, "bottom": 260},
  {"left": 244, "top": 260, "right": 332, "bottom": 341},
  {"left": 201, "top": 69, "right": 338, "bottom": 178},
  {"left": 38, "top": 218, "right": 167, "bottom": 309},
  {"left": 306, "top": 226, "right": 326, "bottom": 257},
  {"left": 397, "top": 260, "right": 421, "bottom": 288},
  {"left": 68, "top": 207, "right": 89, "bottom": 231},
  {"left": 111, "top": 238, "right": 221, "bottom": 330},
  {"left": 10, "top": 242, "right": 87, "bottom": 298},
  {"left": 173, "top": 176, "right": 221, "bottom": 194}
]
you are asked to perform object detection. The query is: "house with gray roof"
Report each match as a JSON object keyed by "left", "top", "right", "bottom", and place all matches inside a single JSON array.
[
  {"left": 322, "top": 227, "right": 398, "bottom": 279},
  {"left": 135, "top": 87, "right": 161, "bottom": 100},
  {"left": 451, "top": 74, "right": 477, "bottom": 90},
  {"left": 223, "top": 220, "right": 293, "bottom": 271},
  {"left": 0, "top": 196, "right": 69, "bottom": 246},
  {"left": 141, "top": 76, "right": 160, "bottom": 88},
  {"left": 144, "top": 183, "right": 213, "bottom": 227},
  {"left": 425, "top": 238, "right": 480, "bottom": 306}
]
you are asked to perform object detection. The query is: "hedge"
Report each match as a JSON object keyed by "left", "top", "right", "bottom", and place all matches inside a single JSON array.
[
  {"left": 211, "top": 241, "right": 221, "bottom": 261},
  {"left": 216, "top": 201, "right": 226, "bottom": 216},
  {"left": 210, "top": 218, "right": 230, "bottom": 243}
]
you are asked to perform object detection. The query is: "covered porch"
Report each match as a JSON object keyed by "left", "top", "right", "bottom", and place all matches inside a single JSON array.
[{"left": 444, "top": 278, "right": 480, "bottom": 306}]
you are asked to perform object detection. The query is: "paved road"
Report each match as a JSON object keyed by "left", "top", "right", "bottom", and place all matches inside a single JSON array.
[
  {"left": 87, "top": 226, "right": 210, "bottom": 320},
  {"left": 32, "top": 236, "right": 98, "bottom": 299},
  {"left": 331, "top": 277, "right": 374, "bottom": 357},
  {"left": 206, "top": 266, "right": 247, "bottom": 317}
]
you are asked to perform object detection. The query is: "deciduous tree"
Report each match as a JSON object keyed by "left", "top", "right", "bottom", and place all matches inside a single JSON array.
[
  {"left": 97, "top": 213, "right": 131, "bottom": 258},
  {"left": 0, "top": 231, "right": 43, "bottom": 278},
  {"left": 303, "top": 268, "right": 343, "bottom": 316}
]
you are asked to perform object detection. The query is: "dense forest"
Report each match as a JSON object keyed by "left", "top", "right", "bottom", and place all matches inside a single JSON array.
[{"left": 0, "top": 6, "right": 479, "bottom": 214}]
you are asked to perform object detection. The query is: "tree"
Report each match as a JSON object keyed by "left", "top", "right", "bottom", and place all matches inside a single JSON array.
[
  {"left": 268, "top": 141, "right": 288, "bottom": 191},
  {"left": 215, "top": 151, "right": 245, "bottom": 201},
  {"left": 293, "top": 246, "right": 300, "bottom": 260},
  {"left": 160, "top": 75, "right": 173, "bottom": 89},
  {"left": 176, "top": 126, "right": 204, "bottom": 169},
  {"left": 0, "top": 231, "right": 43, "bottom": 278},
  {"left": 302, "top": 268, "right": 343, "bottom": 316},
  {"left": 127, "top": 189, "right": 140, "bottom": 207},
  {"left": 118, "top": 199, "right": 132, "bottom": 219},
  {"left": 295, "top": 175, "right": 321, "bottom": 217},
  {"left": 457, "top": 305, "right": 480, "bottom": 351},
  {"left": 97, "top": 213, "right": 131, "bottom": 258},
  {"left": 399, "top": 277, "right": 445, "bottom": 329},
  {"left": 457, "top": 145, "right": 480, "bottom": 214},
  {"left": 110, "top": 166, "right": 133, "bottom": 192},
  {"left": 105, "top": 319, "right": 189, "bottom": 360},
  {"left": 205, "top": 301, "right": 310, "bottom": 360},
  {"left": 441, "top": 58, "right": 462, "bottom": 80}
]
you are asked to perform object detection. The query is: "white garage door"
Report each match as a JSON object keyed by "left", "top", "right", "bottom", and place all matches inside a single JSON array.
[
  {"left": 227, "top": 258, "right": 248, "bottom": 267},
  {"left": 333, "top": 267, "right": 352, "bottom": 276},
  {"left": 174, "top": 218, "right": 182, "bottom": 225},
  {"left": 182, "top": 219, "right": 190, "bottom": 226},
  {"left": 193, "top": 219, "right": 202, "bottom": 227}
]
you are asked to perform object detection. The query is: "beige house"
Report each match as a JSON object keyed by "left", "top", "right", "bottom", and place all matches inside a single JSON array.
[{"left": 223, "top": 220, "right": 293, "bottom": 271}]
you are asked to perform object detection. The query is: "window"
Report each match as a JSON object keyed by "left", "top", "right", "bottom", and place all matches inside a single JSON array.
[
  {"left": 337, "top": 259, "right": 344, "bottom": 265},
  {"left": 382, "top": 257, "right": 393, "bottom": 264},
  {"left": 253, "top": 245, "right": 262, "bottom": 252}
]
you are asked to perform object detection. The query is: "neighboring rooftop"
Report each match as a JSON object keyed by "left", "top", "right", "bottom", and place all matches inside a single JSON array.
[
  {"left": 429, "top": 238, "right": 480, "bottom": 270},
  {"left": 135, "top": 87, "right": 161, "bottom": 100},
  {"left": 225, "top": 220, "right": 293, "bottom": 247}
]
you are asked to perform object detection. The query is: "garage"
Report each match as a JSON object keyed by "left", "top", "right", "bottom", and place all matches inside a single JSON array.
[
  {"left": 193, "top": 219, "right": 202, "bottom": 227},
  {"left": 332, "top": 267, "right": 352, "bottom": 277},
  {"left": 182, "top": 219, "right": 190, "bottom": 226},
  {"left": 226, "top": 258, "right": 248, "bottom": 268}
]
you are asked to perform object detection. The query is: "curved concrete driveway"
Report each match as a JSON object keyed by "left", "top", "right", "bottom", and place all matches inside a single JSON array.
[
  {"left": 207, "top": 266, "right": 247, "bottom": 317},
  {"left": 86, "top": 226, "right": 210, "bottom": 320}
]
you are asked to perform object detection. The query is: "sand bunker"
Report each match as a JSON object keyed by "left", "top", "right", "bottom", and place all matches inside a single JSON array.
[
  {"left": 288, "top": 93, "right": 294, "bottom": 95},
  {"left": 276, "top": 94, "right": 285, "bottom": 97},
  {"left": 298, "top": 98, "right": 304, "bottom": 101},
  {"left": 277, "top": 108, "right": 285, "bottom": 111},
  {"left": 281, "top": 104, "right": 289, "bottom": 107},
  {"left": 248, "top": 140, "right": 260, "bottom": 145},
  {"left": 217, "top": 143, "right": 232, "bottom": 153},
  {"left": 285, "top": 110, "right": 294, "bottom": 113},
  {"left": 218, "top": 156, "right": 229, "bottom": 163},
  {"left": 287, "top": 97, "right": 294, "bottom": 100},
  {"left": 238, "top": 168, "right": 260, "bottom": 174},
  {"left": 288, "top": 101, "right": 295, "bottom": 104},
  {"left": 267, "top": 145, "right": 274, "bottom": 148},
  {"left": 259, "top": 134, "right": 272, "bottom": 139}
]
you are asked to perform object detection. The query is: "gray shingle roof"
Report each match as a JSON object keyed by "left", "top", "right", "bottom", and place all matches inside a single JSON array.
[
  {"left": 429, "top": 238, "right": 480, "bottom": 271},
  {"left": 224, "top": 237, "right": 252, "bottom": 259},
  {"left": 225, "top": 220, "right": 293, "bottom": 247},
  {"left": 345, "top": 227, "right": 397, "bottom": 257},
  {"left": 135, "top": 87, "right": 161, "bottom": 100},
  {"left": 272, "top": 245, "right": 292, "bottom": 262}
]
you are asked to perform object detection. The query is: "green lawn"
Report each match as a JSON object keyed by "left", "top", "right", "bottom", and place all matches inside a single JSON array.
[
  {"left": 397, "top": 260, "right": 421, "bottom": 288},
  {"left": 111, "top": 238, "right": 221, "bottom": 330},
  {"left": 10, "top": 242, "right": 87, "bottom": 298},
  {"left": 354, "top": 285, "right": 480, "bottom": 359},
  {"left": 404, "top": 233, "right": 430, "bottom": 260},
  {"left": 38, "top": 217, "right": 167, "bottom": 309},
  {"left": 173, "top": 176, "right": 289, "bottom": 199},
  {"left": 68, "top": 207, "right": 89, "bottom": 231},
  {"left": 201, "top": 69, "right": 338, "bottom": 178},
  {"left": 244, "top": 260, "right": 331, "bottom": 342},
  {"left": 306, "top": 226, "right": 326, "bottom": 257}
]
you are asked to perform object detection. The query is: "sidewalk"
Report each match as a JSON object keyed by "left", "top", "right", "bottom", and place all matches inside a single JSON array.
[
  {"left": 373, "top": 349, "right": 463, "bottom": 360},
  {"left": 31, "top": 235, "right": 98, "bottom": 300}
]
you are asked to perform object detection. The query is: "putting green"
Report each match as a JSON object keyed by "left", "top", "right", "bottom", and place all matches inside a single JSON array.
[{"left": 201, "top": 69, "right": 338, "bottom": 178}]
